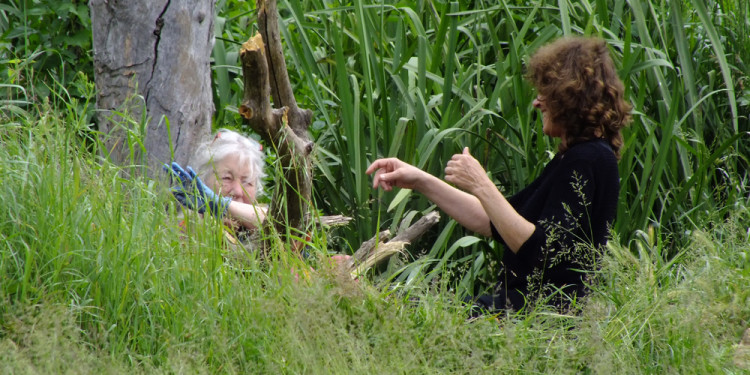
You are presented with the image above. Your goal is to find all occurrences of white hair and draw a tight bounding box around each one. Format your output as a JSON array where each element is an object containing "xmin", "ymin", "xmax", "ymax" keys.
[{"xmin": 189, "ymin": 129, "xmax": 266, "ymax": 197}]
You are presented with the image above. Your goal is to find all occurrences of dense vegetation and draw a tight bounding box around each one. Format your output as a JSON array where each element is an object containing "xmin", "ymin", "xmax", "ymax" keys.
[{"xmin": 1, "ymin": 0, "xmax": 749, "ymax": 373}]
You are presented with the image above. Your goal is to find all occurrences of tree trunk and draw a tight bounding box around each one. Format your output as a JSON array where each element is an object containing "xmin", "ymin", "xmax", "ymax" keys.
[
  {"xmin": 239, "ymin": 0, "xmax": 314, "ymax": 243},
  {"xmin": 89, "ymin": 0, "xmax": 215, "ymax": 174}
]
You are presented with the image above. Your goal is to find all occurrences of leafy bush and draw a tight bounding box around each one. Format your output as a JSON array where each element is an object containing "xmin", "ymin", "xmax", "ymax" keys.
[{"xmin": 0, "ymin": 1, "xmax": 92, "ymax": 99}]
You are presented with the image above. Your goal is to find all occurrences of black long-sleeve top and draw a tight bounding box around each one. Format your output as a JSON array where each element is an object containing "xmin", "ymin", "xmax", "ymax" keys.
[{"xmin": 484, "ymin": 139, "xmax": 620, "ymax": 311}]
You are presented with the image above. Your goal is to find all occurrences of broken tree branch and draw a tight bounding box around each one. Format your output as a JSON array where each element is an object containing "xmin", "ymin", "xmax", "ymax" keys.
[
  {"xmin": 347, "ymin": 211, "xmax": 441, "ymax": 276},
  {"xmin": 257, "ymin": 0, "xmax": 312, "ymax": 136},
  {"xmin": 239, "ymin": 0, "xmax": 314, "ymax": 243}
]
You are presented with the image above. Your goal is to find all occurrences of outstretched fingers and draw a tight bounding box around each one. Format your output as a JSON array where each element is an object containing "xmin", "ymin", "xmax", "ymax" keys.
[
  {"xmin": 168, "ymin": 162, "xmax": 193, "ymax": 184},
  {"xmin": 367, "ymin": 158, "xmax": 398, "ymax": 190},
  {"xmin": 186, "ymin": 166, "xmax": 198, "ymax": 179},
  {"xmin": 372, "ymin": 170, "xmax": 393, "ymax": 191},
  {"xmin": 365, "ymin": 158, "xmax": 392, "ymax": 175},
  {"xmin": 185, "ymin": 166, "xmax": 208, "ymax": 191}
]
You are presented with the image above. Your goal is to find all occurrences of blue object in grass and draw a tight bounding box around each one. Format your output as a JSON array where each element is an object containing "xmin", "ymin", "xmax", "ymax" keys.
[{"xmin": 164, "ymin": 162, "xmax": 231, "ymax": 217}]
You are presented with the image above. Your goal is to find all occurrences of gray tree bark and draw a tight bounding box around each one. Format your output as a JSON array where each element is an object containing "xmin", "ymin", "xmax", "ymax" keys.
[{"xmin": 90, "ymin": 0, "xmax": 215, "ymax": 174}]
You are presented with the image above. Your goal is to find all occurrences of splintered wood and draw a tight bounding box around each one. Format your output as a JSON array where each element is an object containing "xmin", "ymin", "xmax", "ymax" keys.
[{"xmin": 242, "ymin": 33, "xmax": 265, "ymax": 53}]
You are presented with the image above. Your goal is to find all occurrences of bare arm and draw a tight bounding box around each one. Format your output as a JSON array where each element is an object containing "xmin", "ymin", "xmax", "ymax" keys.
[
  {"xmin": 471, "ymin": 180, "xmax": 534, "ymax": 253},
  {"xmin": 416, "ymin": 173, "xmax": 492, "ymax": 235},
  {"xmin": 225, "ymin": 201, "xmax": 267, "ymax": 230},
  {"xmin": 366, "ymin": 157, "xmax": 491, "ymax": 237},
  {"xmin": 444, "ymin": 148, "xmax": 535, "ymax": 253}
]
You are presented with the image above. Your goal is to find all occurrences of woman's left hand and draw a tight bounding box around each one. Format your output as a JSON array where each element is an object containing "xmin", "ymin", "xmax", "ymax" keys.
[{"xmin": 444, "ymin": 147, "xmax": 491, "ymax": 195}]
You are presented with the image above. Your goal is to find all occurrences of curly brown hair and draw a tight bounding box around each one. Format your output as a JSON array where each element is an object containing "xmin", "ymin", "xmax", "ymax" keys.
[{"xmin": 526, "ymin": 36, "xmax": 632, "ymax": 159}]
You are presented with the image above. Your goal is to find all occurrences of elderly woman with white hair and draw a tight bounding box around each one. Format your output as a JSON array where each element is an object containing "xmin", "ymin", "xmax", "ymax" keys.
[
  {"xmin": 166, "ymin": 128, "xmax": 356, "ymax": 272},
  {"xmin": 165, "ymin": 128, "xmax": 267, "ymax": 231}
]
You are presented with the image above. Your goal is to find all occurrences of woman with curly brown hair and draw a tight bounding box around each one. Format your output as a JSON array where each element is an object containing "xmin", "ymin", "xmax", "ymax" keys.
[{"xmin": 366, "ymin": 36, "xmax": 632, "ymax": 314}]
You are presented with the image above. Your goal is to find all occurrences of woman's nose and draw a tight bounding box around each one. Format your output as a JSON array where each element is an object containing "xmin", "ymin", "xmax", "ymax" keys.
[
  {"xmin": 533, "ymin": 97, "xmax": 542, "ymax": 109},
  {"xmin": 229, "ymin": 180, "xmax": 244, "ymax": 197}
]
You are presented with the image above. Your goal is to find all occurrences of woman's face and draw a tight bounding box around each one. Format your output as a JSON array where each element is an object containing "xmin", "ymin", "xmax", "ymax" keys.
[
  {"xmin": 206, "ymin": 153, "xmax": 256, "ymax": 204},
  {"xmin": 533, "ymin": 95, "xmax": 565, "ymax": 138}
]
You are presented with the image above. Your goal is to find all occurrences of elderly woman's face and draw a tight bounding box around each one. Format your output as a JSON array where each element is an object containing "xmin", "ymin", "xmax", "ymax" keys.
[
  {"xmin": 533, "ymin": 95, "xmax": 564, "ymax": 138},
  {"xmin": 207, "ymin": 153, "xmax": 256, "ymax": 204}
]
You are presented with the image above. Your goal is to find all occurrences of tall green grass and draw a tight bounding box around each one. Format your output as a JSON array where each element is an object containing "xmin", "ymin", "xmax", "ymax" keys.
[{"xmin": 2, "ymin": 94, "xmax": 749, "ymax": 372}]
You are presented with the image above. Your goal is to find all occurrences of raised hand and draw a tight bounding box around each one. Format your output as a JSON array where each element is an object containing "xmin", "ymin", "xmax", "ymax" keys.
[
  {"xmin": 164, "ymin": 162, "xmax": 231, "ymax": 217},
  {"xmin": 444, "ymin": 147, "xmax": 491, "ymax": 195}
]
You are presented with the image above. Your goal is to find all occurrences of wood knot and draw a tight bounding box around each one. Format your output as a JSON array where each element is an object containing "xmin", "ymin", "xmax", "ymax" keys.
[{"xmin": 239, "ymin": 105, "xmax": 253, "ymax": 119}]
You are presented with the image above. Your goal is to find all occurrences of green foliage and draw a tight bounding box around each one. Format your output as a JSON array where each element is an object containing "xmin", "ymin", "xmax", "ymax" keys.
[
  {"xmin": 0, "ymin": 0, "xmax": 92, "ymax": 100},
  {"xmin": 580, "ymin": 208, "xmax": 750, "ymax": 373},
  {"xmin": 0, "ymin": 0, "xmax": 95, "ymax": 142}
]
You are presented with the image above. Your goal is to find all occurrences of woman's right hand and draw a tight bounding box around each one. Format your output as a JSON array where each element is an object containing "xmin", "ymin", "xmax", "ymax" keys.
[{"xmin": 365, "ymin": 158, "xmax": 425, "ymax": 191}]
